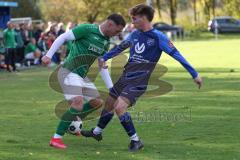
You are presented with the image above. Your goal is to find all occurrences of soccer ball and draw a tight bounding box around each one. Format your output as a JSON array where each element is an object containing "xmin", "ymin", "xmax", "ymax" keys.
[{"xmin": 68, "ymin": 119, "xmax": 83, "ymax": 135}]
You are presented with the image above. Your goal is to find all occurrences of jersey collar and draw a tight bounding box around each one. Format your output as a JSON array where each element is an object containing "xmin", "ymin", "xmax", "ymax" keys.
[{"xmin": 99, "ymin": 25, "xmax": 105, "ymax": 37}]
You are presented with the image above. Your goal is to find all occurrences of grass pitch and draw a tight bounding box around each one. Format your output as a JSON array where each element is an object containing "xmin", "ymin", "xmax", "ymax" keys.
[{"xmin": 0, "ymin": 38, "xmax": 240, "ymax": 160}]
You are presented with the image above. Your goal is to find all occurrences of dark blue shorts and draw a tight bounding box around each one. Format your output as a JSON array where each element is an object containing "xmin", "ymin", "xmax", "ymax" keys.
[{"xmin": 109, "ymin": 76, "xmax": 147, "ymax": 106}]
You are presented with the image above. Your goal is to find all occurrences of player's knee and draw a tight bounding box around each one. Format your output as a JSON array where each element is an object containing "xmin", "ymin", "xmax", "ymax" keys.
[
  {"xmin": 104, "ymin": 96, "xmax": 116, "ymax": 112},
  {"xmin": 89, "ymin": 98, "xmax": 103, "ymax": 109},
  {"xmin": 114, "ymin": 104, "xmax": 127, "ymax": 116},
  {"xmin": 70, "ymin": 96, "xmax": 84, "ymax": 110}
]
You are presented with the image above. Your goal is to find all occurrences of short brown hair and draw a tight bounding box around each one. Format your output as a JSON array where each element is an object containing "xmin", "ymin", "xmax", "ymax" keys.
[
  {"xmin": 107, "ymin": 13, "xmax": 126, "ymax": 27},
  {"xmin": 129, "ymin": 4, "xmax": 155, "ymax": 22}
]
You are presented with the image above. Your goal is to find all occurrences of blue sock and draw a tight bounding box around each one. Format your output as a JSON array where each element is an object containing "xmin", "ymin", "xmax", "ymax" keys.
[
  {"xmin": 97, "ymin": 109, "xmax": 114, "ymax": 129},
  {"xmin": 119, "ymin": 112, "xmax": 136, "ymax": 137}
]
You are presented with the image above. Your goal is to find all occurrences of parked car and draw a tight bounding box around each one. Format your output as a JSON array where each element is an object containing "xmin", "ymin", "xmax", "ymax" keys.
[
  {"xmin": 153, "ymin": 22, "xmax": 184, "ymax": 37},
  {"xmin": 208, "ymin": 16, "xmax": 240, "ymax": 33}
]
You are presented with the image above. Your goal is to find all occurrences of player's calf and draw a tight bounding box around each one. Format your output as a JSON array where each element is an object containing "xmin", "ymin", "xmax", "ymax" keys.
[
  {"xmin": 81, "ymin": 96, "xmax": 116, "ymax": 140},
  {"xmin": 115, "ymin": 96, "xmax": 143, "ymax": 152},
  {"xmin": 79, "ymin": 98, "xmax": 103, "ymax": 119}
]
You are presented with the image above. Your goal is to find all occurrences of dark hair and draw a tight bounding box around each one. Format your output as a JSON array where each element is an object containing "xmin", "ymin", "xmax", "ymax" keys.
[
  {"xmin": 129, "ymin": 4, "xmax": 155, "ymax": 22},
  {"xmin": 107, "ymin": 13, "xmax": 126, "ymax": 27}
]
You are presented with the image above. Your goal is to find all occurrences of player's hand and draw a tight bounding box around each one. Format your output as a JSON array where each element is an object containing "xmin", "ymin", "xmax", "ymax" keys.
[
  {"xmin": 98, "ymin": 57, "xmax": 108, "ymax": 69},
  {"xmin": 41, "ymin": 55, "xmax": 51, "ymax": 66},
  {"xmin": 194, "ymin": 76, "xmax": 203, "ymax": 89}
]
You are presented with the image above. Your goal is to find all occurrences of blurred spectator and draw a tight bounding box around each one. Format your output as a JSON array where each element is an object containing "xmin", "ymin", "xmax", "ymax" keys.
[
  {"xmin": 37, "ymin": 33, "xmax": 48, "ymax": 55},
  {"xmin": 47, "ymin": 24, "xmax": 57, "ymax": 37},
  {"xmin": 20, "ymin": 23, "xmax": 30, "ymax": 45},
  {"xmin": 57, "ymin": 22, "xmax": 65, "ymax": 36},
  {"xmin": 66, "ymin": 22, "xmax": 75, "ymax": 32},
  {"xmin": 0, "ymin": 30, "xmax": 5, "ymax": 69},
  {"xmin": 0, "ymin": 21, "xmax": 75, "ymax": 69},
  {"xmin": 34, "ymin": 23, "xmax": 44, "ymax": 42},
  {"xmin": 48, "ymin": 32, "xmax": 62, "ymax": 64},
  {"xmin": 4, "ymin": 21, "xmax": 17, "ymax": 72},
  {"xmin": 24, "ymin": 38, "xmax": 41, "ymax": 65},
  {"xmin": 0, "ymin": 36, "xmax": 5, "ymax": 69},
  {"xmin": 27, "ymin": 24, "xmax": 34, "ymax": 39},
  {"xmin": 14, "ymin": 24, "xmax": 25, "ymax": 64},
  {"xmin": 45, "ymin": 21, "xmax": 52, "ymax": 33},
  {"xmin": 46, "ymin": 33, "xmax": 56, "ymax": 49}
]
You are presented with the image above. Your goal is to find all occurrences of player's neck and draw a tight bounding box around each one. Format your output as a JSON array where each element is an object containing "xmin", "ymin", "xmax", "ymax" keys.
[{"xmin": 140, "ymin": 23, "xmax": 153, "ymax": 32}]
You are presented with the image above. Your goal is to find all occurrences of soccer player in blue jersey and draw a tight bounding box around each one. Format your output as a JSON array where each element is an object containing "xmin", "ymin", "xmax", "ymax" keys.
[{"xmin": 81, "ymin": 4, "xmax": 203, "ymax": 152}]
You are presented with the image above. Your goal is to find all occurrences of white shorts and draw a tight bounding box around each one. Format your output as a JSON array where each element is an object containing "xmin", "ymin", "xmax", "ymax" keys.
[
  {"xmin": 57, "ymin": 67, "xmax": 99, "ymax": 101},
  {"xmin": 25, "ymin": 52, "xmax": 35, "ymax": 59}
]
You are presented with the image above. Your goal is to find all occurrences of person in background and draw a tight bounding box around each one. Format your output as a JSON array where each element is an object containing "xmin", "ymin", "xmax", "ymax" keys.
[
  {"xmin": 47, "ymin": 24, "xmax": 57, "ymax": 37},
  {"xmin": 65, "ymin": 22, "xmax": 75, "ymax": 32},
  {"xmin": 27, "ymin": 24, "xmax": 34, "ymax": 40},
  {"xmin": 57, "ymin": 23, "xmax": 65, "ymax": 37},
  {"xmin": 3, "ymin": 21, "xmax": 17, "ymax": 72},
  {"xmin": 37, "ymin": 33, "xmax": 49, "ymax": 55},
  {"xmin": 14, "ymin": 24, "xmax": 25, "ymax": 65},
  {"xmin": 45, "ymin": 21, "xmax": 52, "ymax": 33},
  {"xmin": 20, "ymin": 23, "xmax": 30, "ymax": 45},
  {"xmin": 46, "ymin": 33, "xmax": 59, "ymax": 64},
  {"xmin": 0, "ymin": 34, "xmax": 5, "ymax": 69},
  {"xmin": 34, "ymin": 23, "xmax": 44, "ymax": 42},
  {"xmin": 24, "ymin": 38, "xmax": 41, "ymax": 65}
]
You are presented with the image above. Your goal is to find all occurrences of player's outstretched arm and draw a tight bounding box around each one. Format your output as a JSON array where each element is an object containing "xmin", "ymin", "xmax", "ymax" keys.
[
  {"xmin": 158, "ymin": 33, "xmax": 203, "ymax": 89},
  {"xmin": 102, "ymin": 40, "xmax": 131, "ymax": 62},
  {"xmin": 169, "ymin": 51, "xmax": 203, "ymax": 89},
  {"xmin": 42, "ymin": 31, "xmax": 75, "ymax": 65},
  {"xmin": 168, "ymin": 50, "xmax": 203, "ymax": 89}
]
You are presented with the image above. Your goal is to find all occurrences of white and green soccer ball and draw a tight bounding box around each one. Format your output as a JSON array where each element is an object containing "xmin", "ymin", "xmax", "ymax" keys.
[{"xmin": 68, "ymin": 119, "xmax": 83, "ymax": 135}]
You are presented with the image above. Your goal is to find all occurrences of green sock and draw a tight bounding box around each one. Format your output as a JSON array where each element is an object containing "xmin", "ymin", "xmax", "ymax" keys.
[
  {"xmin": 56, "ymin": 102, "xmax": 101, "ymax": 135},
  {"xmin": 56, "ymin": 107, "xmax": 80, "ymax": 136}
]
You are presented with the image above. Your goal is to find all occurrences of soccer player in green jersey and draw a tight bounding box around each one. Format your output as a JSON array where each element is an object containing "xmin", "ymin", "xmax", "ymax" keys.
[{"xmin": 42, "ymin": 14, "xmax": 126, "ymax": 149}]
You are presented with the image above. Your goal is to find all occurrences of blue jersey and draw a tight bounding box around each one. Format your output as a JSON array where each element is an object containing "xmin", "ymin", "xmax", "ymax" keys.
[{"xmin": 103, "ymin": 29, "xmax": 198, "ymax": 79}]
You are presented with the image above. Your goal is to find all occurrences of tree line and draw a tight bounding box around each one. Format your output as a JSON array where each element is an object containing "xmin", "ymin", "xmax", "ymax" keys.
[{"xmin": 6, "ymin": 0, "xmax": 240, "ymax": 25}]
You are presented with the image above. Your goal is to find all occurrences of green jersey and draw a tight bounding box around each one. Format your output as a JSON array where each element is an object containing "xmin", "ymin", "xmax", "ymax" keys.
[
  {"xmin": 62, "ymin": 24, "xmax": 110, "ymax": 78},
  {"xmin": 3, "ymin": 28, "xmax": 17, "ymax": 48},
  {"xmin": 24, "ymin": 42, "xmax": 37, "ymax": 55}
]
